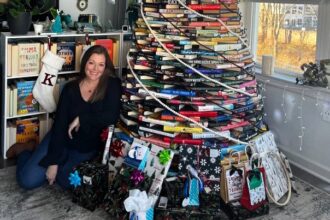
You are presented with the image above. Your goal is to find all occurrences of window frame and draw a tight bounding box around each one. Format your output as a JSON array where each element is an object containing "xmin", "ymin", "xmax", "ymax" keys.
[{"xmin": 244, "ymin": 1, "xmax": 325, "ymax": 82}]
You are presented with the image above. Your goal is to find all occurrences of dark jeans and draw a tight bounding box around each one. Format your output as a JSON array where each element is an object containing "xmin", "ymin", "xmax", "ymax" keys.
[{"xmin": 16, "ymin": 131, "xmax": 96, "ymax": 190}]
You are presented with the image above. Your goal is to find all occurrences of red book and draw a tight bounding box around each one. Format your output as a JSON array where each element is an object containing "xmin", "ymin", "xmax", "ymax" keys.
[
  {"xmin": 95, "ymin": 39, "xmax": 113, "ymax": 62},
  {"xmin": 179, "ymin": 111, "xmax": 218, "ymax": 117},
  {"xmin": 161, "ymin": 114, "xmax": 201, "ymax": 122},
  {"xmin": 188, "ymin": 4, "xmax": 221, "ymax": 10},
  {"xmin": 140, "ymin": 136, "xmax": 170, "ymax": 148},
  {"xmin": 163, "ymin": 137, "xmax": 203, "ymax": 145},
  {"xmin": 217, "ymin": 121, "xmax": 250, "ymax": 131}
]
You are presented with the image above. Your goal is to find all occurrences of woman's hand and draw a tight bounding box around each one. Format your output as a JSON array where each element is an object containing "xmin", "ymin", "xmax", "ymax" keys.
[
  {"xmin": 46, "ymin": 165, "xmax": 58, "ymax": 185},
  {"xmin": 68, "ymin": 116, "xmax": 80, "ymax": 139}
]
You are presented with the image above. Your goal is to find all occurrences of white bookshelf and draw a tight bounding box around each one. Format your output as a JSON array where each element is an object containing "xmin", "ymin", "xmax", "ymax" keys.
[{"xmin": 0, "ymin": 31, "xmax": 131, "ymax": 159}]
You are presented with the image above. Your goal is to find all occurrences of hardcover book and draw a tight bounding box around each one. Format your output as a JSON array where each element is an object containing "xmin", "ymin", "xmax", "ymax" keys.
[
  {"xmin": 16, "ymin": 81, "xmax": 39, "ymax": 115},
  {"xmin": 17, "ymin": 43, "xmax": 41, "ymax": 75},
  {"xmin": 57, "ymin": 42, "xmax": 76, "ymax": 71},
  {"xmin": 16, "ymin": 117, "xmax": 39, "ymax": 144}
]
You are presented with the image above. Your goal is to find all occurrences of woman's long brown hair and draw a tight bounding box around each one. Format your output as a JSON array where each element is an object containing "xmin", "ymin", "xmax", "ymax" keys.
[{"xmin": 77, "ymin": 45, "xmax": 117, "ymax": 103}]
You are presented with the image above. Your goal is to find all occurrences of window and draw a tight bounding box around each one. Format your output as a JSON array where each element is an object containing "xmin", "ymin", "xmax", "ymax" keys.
[{"xmin": 254, "ymin": 3, "xmax": 318, "ymax": 74}]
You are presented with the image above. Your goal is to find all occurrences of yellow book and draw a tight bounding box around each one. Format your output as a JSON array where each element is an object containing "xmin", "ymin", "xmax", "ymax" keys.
[
  {"xmin": 112, "ymin": 39, "xmax": 119, "ymax": 67},
  {"xmin": 75, "ymin": 43, "xmax": 83, "ymax": 71},
  {"xmin": 163, "ymin": 125, "xmax": 203, "ymax": 133},
  {"xmin": 11, "ymin": 44, "xmax": 18, "ymax": 76},
  {"xmin": 16, "ymin": 117, "xmax": 39, "ymax": 144},
  {"xmin": 7, "ymin": 44, "xmax": 12, "ymax": 77},
  {"xmin": 51, "ymin": 42, "xmax": 57, "ymax": 55}
]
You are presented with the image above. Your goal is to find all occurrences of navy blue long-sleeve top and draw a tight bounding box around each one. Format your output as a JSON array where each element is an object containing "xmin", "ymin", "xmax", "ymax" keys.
[{"xmin": 39, "ymin": 77, "xmax": 122, "ymax": 167}]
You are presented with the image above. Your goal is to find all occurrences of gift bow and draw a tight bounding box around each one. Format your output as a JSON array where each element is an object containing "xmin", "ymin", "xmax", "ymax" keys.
[
  {"xmin": 248, "ymin": 169, "xmax": 262, "ymax": 189},
  {"xmin": 110, "ymin": 139, "xmax": 124, "ymax": 157},
  {"xmin": 124, "ymin": 189, "xmax": 157, "ymax": 220},
  {"xmin": 158, "ymin": 149, "xmax": 171, "ymax": 165},
  {"xmin": 68, "ymin": 170, "xmax": 81, "ymax": 188},
  {"xmin": 130, "ymin": 169, "xmax": 144, "ymax": 186}
]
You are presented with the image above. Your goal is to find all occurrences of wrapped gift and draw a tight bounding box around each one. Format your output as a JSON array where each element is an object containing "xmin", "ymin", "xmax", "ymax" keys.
[
  {"xmin": 198, "ymin": 146, "xmax": 221, "ymax": 180},
  {"xmin": 145, "ymin": 144, "xmax": 174, "ymax": 197},
  {"xmin": 221, "ymin": 200, "xmax": 269, "ymax": 220},
  {"xmin": 252, "ymin": 131, "xmax": 290, "ymax": 202},
  {"xmin": 178, "ymin": 144, "xmax": 199, "ymax": 176},
  {"xmin": 203, "ymin": 180, "xmax": 221, "ymax": 195},
  {"xmin": 124, "ymin": 138, "xmax": 150, "ymax": 170},
  {"xmin": 70, "ymin": 161, "xmax": 108, "ymax": 211},
  {"xmin": 108, "ymin": 136, "xmax": 131, "ymax": 182}
]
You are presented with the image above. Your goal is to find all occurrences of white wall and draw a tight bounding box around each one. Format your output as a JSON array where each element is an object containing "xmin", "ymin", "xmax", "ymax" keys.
[
  {"xmin": 59, "ymin": 0, "xmax": 107, "ymax": 29},
  {"xmin": 257, "ymin": 74, "xmax": 330, "ymax": 183},
  {"xmin": 59, "ymin": 0, "xmax": 127, "ymax": 31}
]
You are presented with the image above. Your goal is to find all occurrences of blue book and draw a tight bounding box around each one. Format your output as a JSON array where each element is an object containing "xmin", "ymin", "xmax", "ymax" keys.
[
  {"xmin": 159, "ymin": 89, "xmax": 196, "ymax": 97},
  {"xmin": 17, "ymin": 81, "xmax": 39, "ymax": 115}
]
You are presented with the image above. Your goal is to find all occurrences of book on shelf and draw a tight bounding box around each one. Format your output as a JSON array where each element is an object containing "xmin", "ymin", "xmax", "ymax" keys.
[
  {"xmin": 75, "ymin": 43, "xmax": 83, "ymax": 71},
  {"xmin": 17, "ymin": 43, "xmax": 41, "ymax": 76},
  {"xmin": 5, "ymin": 122, "xmax": 16, "ymax": 158},
  {"xmin": 57, "ymin": 42, "xmax": 76, "ymax": 71},
  {"xmin": 7, "ymin": 44, "xmax": 12, "ymax": 77},
  {"xmin": 16, "ymin": 117, "xmax": 40, "ymax": 144},
  {"xmin": 10, "ymin": 44, "xmax": 19, "ymax": 76},
  {"xmin": 95, "ymin": 39, "xmax": 114, "ymax": 62},
  {"xmin": 16, "ymin": 80, "xmax": 39, "ymax": 115}
]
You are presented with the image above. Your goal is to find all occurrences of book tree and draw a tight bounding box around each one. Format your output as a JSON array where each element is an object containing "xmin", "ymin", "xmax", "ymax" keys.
[{"xmin": 100, "ymin": 0, "xmax": 272, "ymax": 219}]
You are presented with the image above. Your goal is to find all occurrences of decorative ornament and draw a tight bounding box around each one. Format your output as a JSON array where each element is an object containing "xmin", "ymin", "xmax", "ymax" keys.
[
  {"xmin": 100, "ymin": 128, "xmax": 109, "ymax": 142},
  {"xmin": 158, "ymin": 149, "xmax": 171, "ymax": 165},
  {"xmin": 130, "ymin": 169, "xmax": 144, "ymax": 186},
  {"xmin": 77, "ymin": 0, "xmax": 88, "ymax": 11},
  {"xmin": 69, "ymin": 170, "xmax": 81, "ymax": 188},
  {"xmin": 110, "ymin": 139, "xmax": 124, "ymax": 157}
]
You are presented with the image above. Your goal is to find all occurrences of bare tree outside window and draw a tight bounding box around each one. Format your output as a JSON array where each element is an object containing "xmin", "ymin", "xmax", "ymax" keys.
[{"xmin": 256, "ymin": 3, "xmax": 318, "ymax": 74}]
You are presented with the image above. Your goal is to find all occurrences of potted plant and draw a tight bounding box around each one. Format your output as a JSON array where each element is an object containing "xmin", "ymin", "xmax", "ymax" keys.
[{"xmin": 0, "ymin": 0, "xmax": 54, "ymax": 35}]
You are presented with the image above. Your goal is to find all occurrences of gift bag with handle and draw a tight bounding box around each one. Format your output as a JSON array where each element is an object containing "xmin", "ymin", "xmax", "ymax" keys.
[
  {"xmin": 220, "ymin": 151, "xmax": 247, "ymax": 203},
  {"xmin": 240, "ymin": 153, "xmax": 268, "ymax": 211}
]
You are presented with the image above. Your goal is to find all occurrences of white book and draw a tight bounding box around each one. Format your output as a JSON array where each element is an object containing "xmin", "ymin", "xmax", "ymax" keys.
[
  {"xmin": 202, "ymin": 62, "xmax": 245, "ymax": 69},
  {"xmin": 192, "ymin": 130, "xmax": 231, "ymax": 139},
  {"xmin": 195, "ymin": 104, "xmax": 234, "ymax": 112},
  {"xmin": 138, "ymin": 89, "xmax": 178, "ymax": 100},
  {"xmin": 120, "ymin": 115, "xmax": 138, "ymax": 126},
  {"xmin": 139, "ymin": 115, "xmax": 178, "ymax": 127},
  {"xmin": 139, "ymin": 126, "xmax": 177, "ymax": 138}
]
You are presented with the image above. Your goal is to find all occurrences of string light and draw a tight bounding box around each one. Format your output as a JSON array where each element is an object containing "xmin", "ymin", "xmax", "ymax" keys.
[
  {"xmin": 261, "ymin": 80, "xmax": 270, "ymax": 118},
  {"xmin": 281, "ymin": 86, "xmax": 288, "ymax": 123},
  {"xmin": 298, "ymin": 89, "xmax": 305, "ymax": 151},
  {"xmin": 257, "ymin": 76, "xmax": 330, "ymax": 153}
]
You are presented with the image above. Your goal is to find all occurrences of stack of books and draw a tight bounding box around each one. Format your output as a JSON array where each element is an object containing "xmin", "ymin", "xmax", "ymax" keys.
[{"xmin": 122, "ymin": 0, "xmax": 264, "ymax": 147}]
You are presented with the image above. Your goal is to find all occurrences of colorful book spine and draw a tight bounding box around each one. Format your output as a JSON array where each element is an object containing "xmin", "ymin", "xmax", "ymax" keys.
[
  {"xmin": 17, "ymin": 81, "xmax": 39, "ymax": 115},
  {"xmin": 159, "ymin": 89, "xmax": 196, "ymax": 97},
  {"xmin": 163, "ymin": 125, "xmax": 203, "ymax": 133},
  {"xmin": 160, "ymin": 113, "xmax": 201, "ymax": 122}
]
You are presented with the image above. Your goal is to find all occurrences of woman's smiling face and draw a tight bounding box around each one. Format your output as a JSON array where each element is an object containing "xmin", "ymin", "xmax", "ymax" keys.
[{"xmin": 85, "ymin": 53, "xmax": 106, "ymax": 82}]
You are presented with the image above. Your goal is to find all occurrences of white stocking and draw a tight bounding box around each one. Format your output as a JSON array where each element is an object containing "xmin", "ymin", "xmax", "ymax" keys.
[{"xmin": 33, "ymin": 50, "xmax": 65, "ymax": 113}]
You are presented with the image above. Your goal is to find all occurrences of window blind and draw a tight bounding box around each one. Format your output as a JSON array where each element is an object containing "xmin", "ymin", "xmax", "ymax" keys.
[{"xmin": 244, "ymin": 0, "xmax": 321, "ymax": 4}]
